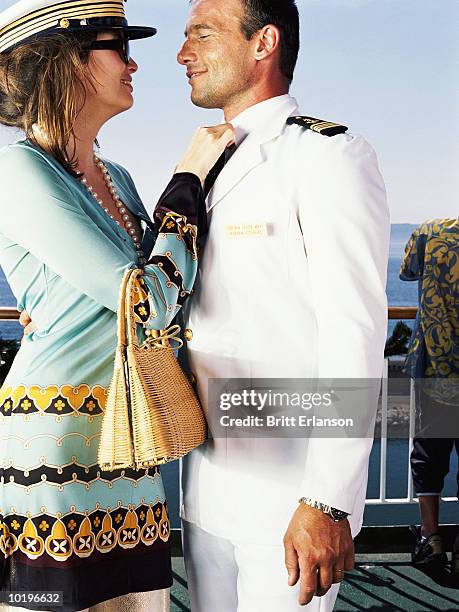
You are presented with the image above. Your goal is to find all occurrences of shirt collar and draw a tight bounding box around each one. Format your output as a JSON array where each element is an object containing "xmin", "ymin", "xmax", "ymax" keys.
[{"xmin": 227, "ymin": 94, "xmax": 297, "ymax": 146}]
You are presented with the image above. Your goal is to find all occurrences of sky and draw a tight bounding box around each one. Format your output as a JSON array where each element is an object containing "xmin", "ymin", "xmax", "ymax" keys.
[{"xmin": 0, "ymin": 0, "xmax": 457, "ymax": 223}]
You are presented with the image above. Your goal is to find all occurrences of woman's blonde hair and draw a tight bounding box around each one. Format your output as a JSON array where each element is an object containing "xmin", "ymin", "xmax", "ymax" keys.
[{"xmin": 0, "ymin": 32, "xmax": 97, "ymax": 176}]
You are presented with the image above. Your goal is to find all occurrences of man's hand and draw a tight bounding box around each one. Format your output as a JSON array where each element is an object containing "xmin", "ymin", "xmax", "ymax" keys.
[
  {"xmin": 19, "ymin": 310, "xmax": 37, "ymax": 341},
  {"xmin": 283, "ymin": 503, "xmax": 354, "ymax": 606}
]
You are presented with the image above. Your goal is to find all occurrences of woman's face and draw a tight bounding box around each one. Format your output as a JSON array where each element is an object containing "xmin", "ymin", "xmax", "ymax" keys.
[{"xmin": 85, "ymin": 32, "xmax": 138, "ymax": 119}]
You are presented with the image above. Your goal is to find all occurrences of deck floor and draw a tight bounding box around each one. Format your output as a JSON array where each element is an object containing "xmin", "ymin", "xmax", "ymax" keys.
[{"xmin": 171, "ymin": 554, "xmax": 459, "ymax": 611}]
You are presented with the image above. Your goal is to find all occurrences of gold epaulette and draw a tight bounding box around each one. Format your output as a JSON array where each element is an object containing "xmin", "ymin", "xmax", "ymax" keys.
[{"xmin": 286, "ymin": 116, "xmax": 348, "ymax": 137}]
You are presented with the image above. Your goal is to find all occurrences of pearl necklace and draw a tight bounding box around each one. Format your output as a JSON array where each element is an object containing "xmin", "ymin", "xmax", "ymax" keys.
[{"xmin": 80, "ymin": 155, "xmax": 146, "ymax": 265}]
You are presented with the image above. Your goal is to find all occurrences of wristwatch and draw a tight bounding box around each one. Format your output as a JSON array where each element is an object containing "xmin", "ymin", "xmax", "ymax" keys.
[{"xmin": 299, "ymin": 497, "xmax": 349, "ymax": 523}]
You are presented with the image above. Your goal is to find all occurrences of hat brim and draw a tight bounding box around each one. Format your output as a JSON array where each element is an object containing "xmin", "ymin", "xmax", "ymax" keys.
[
  {"xmin": 108, "ymin": 25, "xmax": 157, "ymax": 40},
  {"xmin": 65, "ymin": 25, "xmax": 157, "ymax": 40}
]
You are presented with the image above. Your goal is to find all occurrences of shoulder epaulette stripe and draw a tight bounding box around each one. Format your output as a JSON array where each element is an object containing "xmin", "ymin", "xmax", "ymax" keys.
[{"xmin": 286, "ymin": 116, "xmax": 348, "ymax": 137}]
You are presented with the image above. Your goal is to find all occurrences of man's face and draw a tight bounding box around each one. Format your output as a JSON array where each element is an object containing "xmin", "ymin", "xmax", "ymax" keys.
[{"xmin": 178, "ymin": 0, "xmax": 255, "ymax": 110}]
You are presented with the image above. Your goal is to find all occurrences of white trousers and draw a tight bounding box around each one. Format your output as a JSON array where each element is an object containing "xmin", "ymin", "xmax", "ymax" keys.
[{"xmin": 182, "ymin": 521, "xmax": 340, "ymax": 612}]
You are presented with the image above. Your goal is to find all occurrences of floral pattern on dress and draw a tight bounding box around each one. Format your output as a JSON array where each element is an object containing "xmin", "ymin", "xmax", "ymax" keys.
[{"xmin": 400, "ymin": 218, "xmax": 459, "ymax": 404}]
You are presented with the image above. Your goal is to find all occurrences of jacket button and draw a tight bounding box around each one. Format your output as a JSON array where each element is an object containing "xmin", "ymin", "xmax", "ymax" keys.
[{"xmin": 184, "ymin": 329, "xmax": 193, "ymax": 342}]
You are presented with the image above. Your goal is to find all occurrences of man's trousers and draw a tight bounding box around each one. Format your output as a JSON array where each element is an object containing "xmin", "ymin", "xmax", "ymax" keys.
[{"xmin": 182, "ymin": 520, "xmax": 340, "ymax": 612}]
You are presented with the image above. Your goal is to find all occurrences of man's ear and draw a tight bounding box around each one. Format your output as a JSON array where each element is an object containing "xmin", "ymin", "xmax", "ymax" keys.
[{"xmin": 252, "ymin": 24, "xmax": 281, "ymax": 61}]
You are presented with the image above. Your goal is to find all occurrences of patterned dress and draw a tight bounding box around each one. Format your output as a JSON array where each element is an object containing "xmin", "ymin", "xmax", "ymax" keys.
[
  {"xmin": 400, "ymin": 218, "xmax": 459, "ymax": 404},
  {"xmin": 0, "ymin": 141, "xmax": 202, "ymax": 610}
]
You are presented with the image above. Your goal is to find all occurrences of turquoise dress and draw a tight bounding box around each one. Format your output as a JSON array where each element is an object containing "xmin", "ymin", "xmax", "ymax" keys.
[{"xmin": 0, "ymin": 141, "xmax": 201, "ymax": 610}]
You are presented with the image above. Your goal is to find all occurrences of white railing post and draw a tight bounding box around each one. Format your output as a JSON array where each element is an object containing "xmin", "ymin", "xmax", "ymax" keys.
[{"xmin": 379, "ymin": 358, "xmax": 389, "ymax": 503}]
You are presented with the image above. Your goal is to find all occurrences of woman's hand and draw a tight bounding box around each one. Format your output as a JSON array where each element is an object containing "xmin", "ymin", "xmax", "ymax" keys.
[
  {"xmin": 175, "ymin": 123, "xmax": 235, "ymax": 184},
  {"xmin": 19, "ymin": 310, "xmax": 37, "ymax": 343}
]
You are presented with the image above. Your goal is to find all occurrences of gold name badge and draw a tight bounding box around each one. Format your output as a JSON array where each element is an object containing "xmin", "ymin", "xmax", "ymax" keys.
[{"xmin": 226, "ymin": 223, "xmax": 269, "ymax": 238}]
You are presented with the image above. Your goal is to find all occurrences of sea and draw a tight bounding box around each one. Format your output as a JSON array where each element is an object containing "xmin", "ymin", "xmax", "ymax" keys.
[
  {"xmin": 1, "ymin": 225, "xmax": 457, "ymax": 527},
  {"xmin": 0, "ymin": 223, "xmax": 420, "ymax": 340}
]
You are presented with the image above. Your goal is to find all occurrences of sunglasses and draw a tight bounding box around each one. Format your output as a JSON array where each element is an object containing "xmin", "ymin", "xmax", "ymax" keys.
[{"xmin": 87, "ymin": 34, "xmax": 130, "ymax": 64}]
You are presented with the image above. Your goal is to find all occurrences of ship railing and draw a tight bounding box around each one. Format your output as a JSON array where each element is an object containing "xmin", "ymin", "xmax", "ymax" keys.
[
  {"xmin": 0, "ymin": 306, "xmax": 456, "ymax": 506},
  {"xmin": 0, "ymin": 307, "xmax": 20, "ymax": 321},
  {"xmin": 368, "ymin": 307, "xmax": 456, "ymax": 506}
]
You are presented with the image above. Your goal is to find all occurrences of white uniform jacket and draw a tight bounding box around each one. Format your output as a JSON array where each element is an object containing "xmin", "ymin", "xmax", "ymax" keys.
[{"xmin": 181, "ymin": 95, "xmax": 390, "ymax": 545}]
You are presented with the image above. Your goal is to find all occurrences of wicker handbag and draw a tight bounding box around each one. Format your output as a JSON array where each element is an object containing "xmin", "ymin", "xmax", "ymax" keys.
[{"xmin": 98, "ymin": 268, "xmax": 207, "ymax": 471}]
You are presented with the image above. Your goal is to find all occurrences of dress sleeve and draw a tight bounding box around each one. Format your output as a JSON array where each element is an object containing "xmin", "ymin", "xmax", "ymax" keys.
[
  {"xmin": 0, "ymin": 145, "xmax": 202, "ymax": 329},
  {"xmin": 399, "ymin": 226, "xmax": 425, "ymax": 282},
  {"xmin": 154, "ymin": 172, "xmax": 208, "ymax": 243}
]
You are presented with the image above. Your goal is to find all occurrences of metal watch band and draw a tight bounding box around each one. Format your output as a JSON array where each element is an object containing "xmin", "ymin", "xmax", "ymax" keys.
[{"xmin": 299, "ymin": 497, "xmax": 349, "ymax": 522}]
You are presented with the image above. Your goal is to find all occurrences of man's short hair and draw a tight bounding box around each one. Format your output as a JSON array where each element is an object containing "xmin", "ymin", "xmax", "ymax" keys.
[{"xmin": 240, "ymin": 0, "xmax": 300, "ymax": 83}]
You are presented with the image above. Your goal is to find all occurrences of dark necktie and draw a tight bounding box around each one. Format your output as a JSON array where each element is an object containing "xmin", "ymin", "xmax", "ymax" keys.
[{"xmin": 204, "ymin": 143, "xmax": 237, "ymax": 198}]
